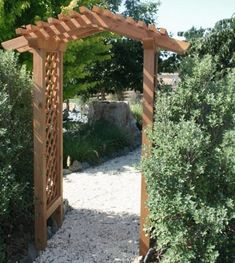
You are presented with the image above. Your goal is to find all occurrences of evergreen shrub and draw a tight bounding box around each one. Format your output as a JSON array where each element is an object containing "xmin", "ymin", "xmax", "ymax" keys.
[
  {"xmin": 0, "ymin": 51, "xmax": 33, "ymax": 261},
  {"xmin": 142, "ymin": 55, "xmax": 235, "ymax": 262}
]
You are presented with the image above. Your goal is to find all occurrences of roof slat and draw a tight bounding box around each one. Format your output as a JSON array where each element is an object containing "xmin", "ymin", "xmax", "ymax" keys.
[
  {"xmin": 82, "ymin": 6, "xmax": 150, "ymax": 40},
  {"xmin": 4, "ymin": 5, "xmax": 189, "ymax": 54}
]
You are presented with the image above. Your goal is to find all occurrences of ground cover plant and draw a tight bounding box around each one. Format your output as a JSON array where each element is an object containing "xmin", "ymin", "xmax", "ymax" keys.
[
  {"xmin": 142, "ymin": 55, "xmax": 235, "ymax": 262},
  {"xmin": 131, "ymin": 102, "xmax": 143, "ymax": 130},
  {"xmin": 0, "ymin": 51, "xmax": 33, "ymax": 262},
  {"xmin": 63, "ymin": 120, "xmax": 131, "ymax": 166}
]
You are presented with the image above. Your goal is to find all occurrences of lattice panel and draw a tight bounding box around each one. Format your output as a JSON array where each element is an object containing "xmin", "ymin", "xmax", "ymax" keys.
[{"xmin": 45, "ymin": 52, "xmax": 59, "ymax": 208}]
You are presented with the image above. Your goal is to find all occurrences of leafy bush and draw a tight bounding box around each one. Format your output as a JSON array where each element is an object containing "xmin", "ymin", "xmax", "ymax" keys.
[
  {"xmin": 63, "ymin": 120, "xmax": 131, "ymax": 166},
  {"xmin": 142, "ymin": 55, "xmax": 235, "ymax": 262},
  {"xmin": 0, "ymin": 51, "xmax": 33, "ymax": 261}
]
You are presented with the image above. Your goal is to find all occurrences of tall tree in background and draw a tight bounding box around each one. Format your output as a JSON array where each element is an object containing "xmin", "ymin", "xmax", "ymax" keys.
[
  {"xmin": 84, "ymin": 0, "xmax": 159, "ymax": 99},
  {"xmin": 0, "ymin": 0, "xmax": 71, "ymax": 68},
  {"xmin": 0, "ymin": 0, "xmax": 71, "ymax": 42},
  {"xmin": 158, "ymin": 27, "xmax": 206, "ymax": 73},
  {"xmin": 0, "ymin": 0, "xmax": 114, "ymax": 99},
  {"xmin": 189, "ymin": 17, "xmax": 235, "ymax": 75},
  {"xmin": 62, "ymin": 0, "xmax": 113, "ymax": 99}
]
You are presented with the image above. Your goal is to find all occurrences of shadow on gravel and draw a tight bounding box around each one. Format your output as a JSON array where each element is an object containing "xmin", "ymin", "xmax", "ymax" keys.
[
  {"xmin": 37, "ymin": 208, "xmax": 139, "ymax": 263},
  {"xmin": 63, "ymin": 149, "xmax": 141, "ymax": 182}
]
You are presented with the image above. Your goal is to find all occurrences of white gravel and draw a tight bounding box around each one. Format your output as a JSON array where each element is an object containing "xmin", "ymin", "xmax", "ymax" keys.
[{"xmin": 35, "ymin": 148, "xmax": 141, "ymax": 263}]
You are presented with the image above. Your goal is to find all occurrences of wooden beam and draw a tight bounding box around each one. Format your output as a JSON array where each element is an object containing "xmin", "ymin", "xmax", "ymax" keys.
[
  {"xmin": 17, "ymin": 46, "xmax": 32, "ymax": 53},
  {"xmin": 46, "ymin": 196, "xmax": 63, "ymax": 219},
  {"xmin": 2, "ymin": 36, "xmax": 30, "ymax": 50},
  {"xmin": 154, "ymin": 35, "xmax": 189, "ymax": 54},
  {"xmin": 53, "ymin": 51, "xmax": 64, "ymax": 227},
  {"xmin": 33, "ymin": 49, "xmax": 47, "ymax": 250},
  {"xmin": 140, "ymin": 38, "xmax": 157, "ymax": 257},
  {"xmin": 29, "ymin": 38, "xmax": 67, "ymax": 52}
]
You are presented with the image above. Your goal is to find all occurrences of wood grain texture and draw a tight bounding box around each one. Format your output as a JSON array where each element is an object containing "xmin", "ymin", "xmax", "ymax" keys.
[
  {"xmin": 140, "ymin": 39, "xmax": 158, "ymax": 256},
  {"xmin": 33, "ymin": 49, "xmax": 47, "ymax": 250},
  {"xmin": 5, "ymin": 6, "xmax": 189, "ymax": 54},
  {"xmin": 53, "ymin": 51, "xmax": 64, "ymax": 227}
]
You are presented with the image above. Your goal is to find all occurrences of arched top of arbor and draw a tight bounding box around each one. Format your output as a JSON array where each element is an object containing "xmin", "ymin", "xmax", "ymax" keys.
[{"xmin": 2, "ymin": 5, "xmax": 189, "ymax": 54}]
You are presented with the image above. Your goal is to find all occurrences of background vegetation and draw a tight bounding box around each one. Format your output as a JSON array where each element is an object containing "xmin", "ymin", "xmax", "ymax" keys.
[
  {"xmin": 0, "ymin": 51, "xmax": 33, "ymax": 262},
  {"xmin": 63, "ymin": 120, "xmax": 131, "ymax": 166},
  {"xmin": 142, "ymin": 18, "xmax": 235, "ymax": 261}
]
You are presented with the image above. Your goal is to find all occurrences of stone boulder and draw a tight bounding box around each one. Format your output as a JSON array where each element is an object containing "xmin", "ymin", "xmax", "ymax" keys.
[{"xmin": 88, "ymin": 101, "xmax": 141, "ymax": 147}]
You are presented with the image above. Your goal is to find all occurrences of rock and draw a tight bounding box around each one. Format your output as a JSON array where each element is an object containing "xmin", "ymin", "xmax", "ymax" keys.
[
  {"xmin": 51, "ymin": 218, "xmax": 58, "ymax": 235},
  {"xmin": 69, "ymin": 160, "xmax": 82, "ymax": 172},
  {"xmin": 47, "ymin": 225, "xmax": 53, "ymax": 239},
  {"xmin": 63, "ymin": 169, "xmax": 71, "ymax": 176},
  {"xmin": 81, "ymin": 162, "xmax": 90, "ymax": 170},
  {"xmin": 101, "ymin": 156, "xmax": 109, "ymax": 163},
  {"xmin": 19, "ymin": 256, "xmax": 31, "ymax": 263},
  {"xmin": 123, "ymin": 147, "xmax": 130, "ymax": 154},
  {"xmin": 63, "ymin": 198, "xmax": 72, "ymax": 215},
  {"xmin": 133, "ymin": 256, "xmax": 144, "ymax": 263},
  {"xmin": 87, "ymin": 101, "xmax": 141, "ymax": 147},
  {"xmin": 27, "ymin": 242, "xmax": 38, "ymax": 262}
]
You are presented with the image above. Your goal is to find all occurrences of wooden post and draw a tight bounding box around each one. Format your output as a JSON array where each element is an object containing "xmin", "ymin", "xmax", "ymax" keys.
[
  {"xmin": 33, "ymin": 49, "xmax": 47, "ymax": 250},
  {"xmin": 33, "ymin": 49, "xmax": 64, "ymax": 250},
  {"xmin": 53, "ymin": 51, "xmax": 64, "ymax": 227},
  {"xmin": 139, "ymin": 38, "xmax": 157, "ymax": 256}
]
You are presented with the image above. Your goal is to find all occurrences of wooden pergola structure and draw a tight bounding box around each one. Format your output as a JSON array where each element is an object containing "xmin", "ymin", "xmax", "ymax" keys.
[{"xmin": 2, "ymin": 6, "xmax": 189, "ymax": 256}]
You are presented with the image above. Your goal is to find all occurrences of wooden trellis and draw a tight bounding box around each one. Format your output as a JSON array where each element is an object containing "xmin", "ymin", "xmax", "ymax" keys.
[{"xmin": 1, "ymin": 5, "xmax": 189, "ymax": 256}]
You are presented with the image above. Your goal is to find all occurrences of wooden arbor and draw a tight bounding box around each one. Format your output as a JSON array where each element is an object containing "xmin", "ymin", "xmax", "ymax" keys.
[{"xmin": 2, "ymin": 6, "xmax": 189, "ymax": 256}]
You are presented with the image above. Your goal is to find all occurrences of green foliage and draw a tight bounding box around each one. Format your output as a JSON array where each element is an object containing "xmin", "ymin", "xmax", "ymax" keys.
[
  {"xmin": 60, "ymin": 0, "xmax": 113, "ymax": 99},
  {"xmin": 63, "ymin": 120, "xmax": 130, "ymax": 165},
  {"xmin": 0, "ymin": 0, "xmax": 30, "ymax": 41},
  {"xmin": 142, "ymin": 55, "xmax": 235, "ymax": 262},
  {"xmin": 0, "ymin": 51, "xmax": 33, "ymax": 261},
  {"xmin": 63, "ymin": 33, "xmax": 112, "ymax": 99},
  {"xmin": 182, "ymin": 26, "xmax": 206, "ymax": 41},
  {"xmin": 186, "ymin": 17, "xmax": 235, "ymax": 75},
  {"xmin": 86, "ymin": 0, "xmax": 160, "ymax": 97},
  {"xmin": 0, "ymin": 0, "xmax": 70, "ymax": 70},
  {"xmin": 0, "ymin": 0, "xmax": 71, "ymax": 42}
]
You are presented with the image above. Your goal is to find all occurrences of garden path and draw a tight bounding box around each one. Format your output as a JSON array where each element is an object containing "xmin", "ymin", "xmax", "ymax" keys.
[{"xmin": 34, "ymin": 148, "xmax": 141, "ymax": 263}]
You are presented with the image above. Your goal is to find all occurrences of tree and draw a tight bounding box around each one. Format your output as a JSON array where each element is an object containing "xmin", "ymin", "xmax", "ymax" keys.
[
  {"xmin": 158, "ymin": 27, "xmax": 206, "ymax": 74},
  {"xmin": 192, "ymin": 17, "xmax": 235, "ymax": 75},
  {"xmin": 84, "ymin": 0, "xmax": 160, "ymax": 99},
  {"xmin": 182, "ymin": 17, "xmax": 235, "ymax": 76},
  {"xmin": 0, "ymin": 0, "xmax": 71, "ymax": 69},
  {"xmin": 0, "ymin": 0, "xmax": 71, "ymax": 42},
  {"xmin": 62, "ymin": 0, "xmax": 113, "ymax": 99},
  {"xmin": 0, "ymin": 0, "xmax": 114, "ymax": 99}
]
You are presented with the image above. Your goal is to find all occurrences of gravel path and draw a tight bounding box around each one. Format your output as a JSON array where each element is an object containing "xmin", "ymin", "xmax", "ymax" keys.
[{"xmin": 35, "ymin": 148, "xmax": 141, "ymax": 263}]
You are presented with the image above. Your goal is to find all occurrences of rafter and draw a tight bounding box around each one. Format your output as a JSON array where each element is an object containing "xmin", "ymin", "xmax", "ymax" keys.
[{"xmin": 2, "ymin": 5, "xmax": 189, "ymax": 54}]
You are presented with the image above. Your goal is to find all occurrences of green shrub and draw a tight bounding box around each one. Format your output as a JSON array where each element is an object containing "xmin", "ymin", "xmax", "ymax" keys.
[
  {"xmin": 63, "ymin": 120, "xmax": 131, "ymax": 165},
  {"xmin": 0, "ymin": 51, "xmax": 33, "ymax": 261},
  {"xmin": 142, "ymin": 55, "xmax": 235, "ymax": 262},
  {"xmin": 131, "ymin": 102, "xmax": 143, "ymax": 130}
]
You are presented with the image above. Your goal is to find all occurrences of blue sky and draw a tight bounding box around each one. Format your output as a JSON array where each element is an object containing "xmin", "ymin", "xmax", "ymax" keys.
[{"xmin": 156, "ymin": 0, "xmax": 235, "ymax": 36}]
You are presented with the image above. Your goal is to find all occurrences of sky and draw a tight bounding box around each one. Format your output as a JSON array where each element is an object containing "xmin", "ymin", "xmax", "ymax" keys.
[{"xmin": 156, "ymin": 0, "xmax": 235, "ymax": 36}]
